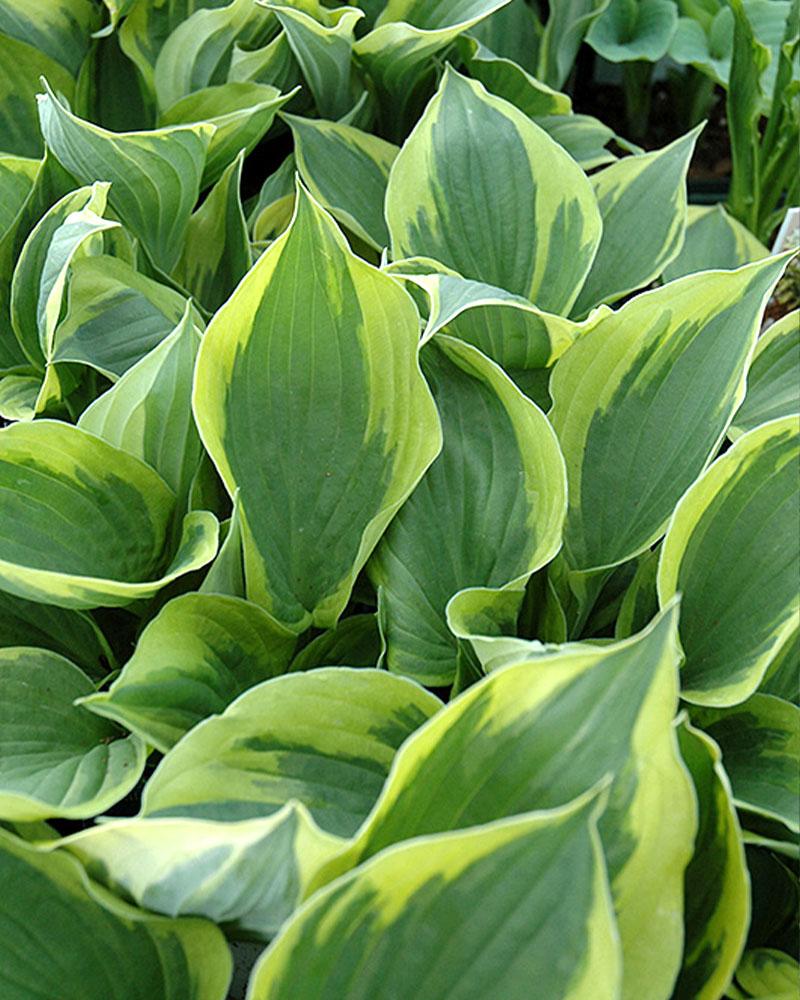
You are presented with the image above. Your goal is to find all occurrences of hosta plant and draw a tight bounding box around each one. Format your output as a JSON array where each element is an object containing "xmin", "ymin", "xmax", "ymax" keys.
[{"xmin": 0, "ymin": 3, "xmax": 798, "ymax": 1000}]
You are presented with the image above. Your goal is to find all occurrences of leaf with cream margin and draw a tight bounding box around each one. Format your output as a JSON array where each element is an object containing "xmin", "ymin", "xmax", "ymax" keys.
[
  {"xmin": 80, "ymin": 592, "xmax": 295, "ymax": 752},
  {"xmin": 369, "ymin": 336, "xmax": 566, "ymax": 685},
  {"xmin": 570, "ymin": 127, "xmax": 701, "ymax": 316},
  {"xmin": 314, "ymin": 605, "xmax": 696, "ymax": 1000},
  {"xmin": 286, "ymin": 113, "xmax": 398, "ymax": 250},
  {"xmin": 662, "ymin": 203, "xmax": 769, "ymax": 282},
  {"xmin": 537, "ymin": 0, "xmax": 612, "ymax": 88},
  {"xmin": 141, "ymin": 668, "xmax": 442, "ymax": 834},
  {"xmin": 0, "ymin": 154, "xmax": 39, "ymax": 234},
  {"xmin": 658, "ymin": 416, "xmax": 799, "ymax": 705},
  {"xmin": 0, "ymin": 829, "xmax": 231, "ymax": 1000},
  {"xmin": 353, "ymin": 0, "xmax": 513, "ymax": 137},
  {"xmin": 730, "ymin": 310, "xmax": 800, "ymax": 441},
  {"xmin": 385, "ymin": 68, "xmax": 602, "ymax": 315},
  {"xmin": 0, "ymin": 420, "xmax": 218, "ymax": 609},
  {"xmin": 248, "ymin": 792, "xmax": 621, "ymax": 1000},
  {"xmin": 673, "ymin": 718, "xmax": 749, "ymax": 1000},
  {"xmin": 37, "ymin": 81, "xmax": 214, "ymax": 273},
  {"xmin": 0, "ymin": 0, "xmax": 100, "ymax": 77},
  {"xmin": 550, "ymin": 254, "xmax": 790, "ymax": 573},
  {"xmin": 0, "ymin": 375, "xmax": 38, "ymax": 421},
  {"xmin": 56, "ymin": 805, "xmax": 345, "ymax": 941},
  {"xmin": 760, "ymin": 627, "xmax": 799, "ymax": 705},
  {"xmin": 192, "ymin": 182, "xmax": 441, "ymax": 633},
  {"xmin": 692, "ymin": 693, "xmax": 800, "ymax": 835},
  {"xmin": 734, "ymin": 948, "xmax": 800, "ymax": 998},
  {"xmin": 0, "ymin": 648, "xmax": 146, "ymax": 822}
]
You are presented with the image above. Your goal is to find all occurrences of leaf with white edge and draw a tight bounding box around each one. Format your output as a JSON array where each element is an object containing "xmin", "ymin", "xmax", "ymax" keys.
[
  {"xmin": 550, "ymin": 254, "xmax": 790, "ymax": 573},
  {"xmin": 369, "ymin": 336, "xmax": 567, "ymax": 685},
  {"xmin": 141, "ymin": 668, "xmax": 442, "ymax": 834},
  {"xmin": 0, "ymin": 0, "xmax": 100, "ymax": 75},
  {"xmin": 534, "ymin": 112, "xmax": 621, "ymax": 169},
  {"xmin": 353, "ymin": 0, "xmax": 513, "ymax": 137},
  {"xmin": 0, "ymin": 829, "xmax": 232, "ymax": 1000},
  {"xmin": 673, "ymin": 718, "xmax": 749, "ymax": 1000},
  {"xmin": 160, "ymin": 82, "xmax": 292, "ymax": 188},
  {"xmin": 0, "ymin": 420, "xmax": 218, "ymax": 609},
  {"xmin": 0, "ymin": 374, "xmax": 38, "ymax": 421},
  {"xmin": 760, "ymin": 627, "xmax": 799, "ymax": 705},
  {"xmin": 735, "ymin": 948, "xmax": 800, "ymax": 998},
  {"xmin": 58, "ymin": 806, "xmax": 345, "ymax": 941},
  {"xmin": 286, "ymin": 113, "xmax": 398, "ymax": 250},
  {"xmin": 692, "ymin": 694, "xmax": 800, "ymax": 835},
  {"xmin": 200, "ymin": 494, "xmax": 246, "ymax": 598},
  {"xmin": 0, "ymin": 648, "xmax": 146, "ymax": 822},
  {"xmin": 385, "ymin": 68, "xmax": 602, "ymax": 314},
  {"xmin": 192, "ymin": 183, "xmax": 441, "ymax": 633},
  {"xmin": 570, "ymin": 127, "xmax": 701, "ymax": 316},
  {"xmin": 37, "ymin": 82, "xmax": 214, "ymax": 272},
  {"xmin": 730, "ymin": 310, "xmax": 800, "ymax": 440},
  {"xmin": 170, "ymin": 152, "xmax": 250, "ymax": 312},
  {"xmin": 537, "ymin": 0, "xmax": 612, "ymax": 88},
  {"xmin": 53, "ymin": 254, "xmax": 198, "ymax": 379},
  {"xmin": 248, "ymin": 793, "xmax": 621, "ymax": 1000},
  {"xmin": 662, "ymin": 203, "xmax": 769, "ymax": 282},
  {"xmin": 228, "ymin": 31, "xmax": 303, "ymax": 93},
  {"xmin": 323, "ymin": 605, "xmax": 696, "ymax": 1000},
  {"xmin": 586, "ymin": 0, "xmax": 678, "ymax": 61},
  {"xmin": 0, "ymin": 154, "xmax": 39, "ymax": 234},
  {"xmin": 79, "ymin": 305, "xmax": 202, "ymax": 514},
  {"xmin": 80, "ymin": 592, "xmax": 295, "ymax": 752},
  {"xmin": 10, "ymin": 181, "xmax": 115, "ymax": 368},
  {"xmin": 658, "ymin": 416, "xmax": 799, "ymax": 705}
]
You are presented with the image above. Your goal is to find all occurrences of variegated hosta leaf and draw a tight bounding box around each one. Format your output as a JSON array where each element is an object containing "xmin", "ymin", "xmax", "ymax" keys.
[
  {"xmin": 0, "ymin": 374, "xmax": 38, "ymax": 421},
  {"xmin": 286, "ymin": 113, "xmax": 398, "ymax": 250},
  {"xmin": 385, "ymin": 68, "xmax": 602, "ymax": 314},
  {"xmin": 0, "ymin": 420, "xmax": 218, "ymax": 609},
  {"xmin": 53, "ymin": 254, "xmax": 197, "ymax": 379},
  {"xmin": 730, "ymin": 310, "xmax": 800, "ymax": 440},
  {"xmin": 10, "ymin": 181, "xmax": 116, "ymax": 368},
  {"xmin": 78, "ymin": 304, "xmax": 202, "ymax": 514},
  {"xmin": 0, "ymin": 830, "xmax": 231, "ymax": 999},
  {"xmin": 248, "ymin": 794, "xmax": 622, "ymax": 1000},
  {"xmin": 615, "ymin": 548, "xmax": 659, "ymax": 639},
  {"xmin": 0, "ymin": 154, "xmax": 39, "ymax": 233},
  {"xmin": 550, "ymin": 254, "xmax": 790, "ymax": 573},
  {"xmin": 693, "ymin": 693, "xmax": 800, "ymax": 836},
  {"xmin": 537, "ymin": 0, "xmax": 612, "ymax": 88},
  {"xmin": 662, "ymin": 203, "xmax": 769, "ymax": 282},
  {"xmin": 192, "ymin": 183, "xmax": 441, "ymax": 633},
  {"xmin": 586, "ymin": 0, "xmax": 678, "ymax": 62},
  {"xmin": 80, "ymin": 592, "xmax": 296, "ymax": 752},
  {"xmin": 0, "ymin": 0, "xmax": 100, "ymax": 77},
  {"xmin": 0, "ymin": 648, "xmax": 146, "ymax": 822},
  {"xmin": 200, "ymin": 493, "xmax": 246, "ymax": 597},
  {"xmin": 141, "ymin": 668, "xmax": 442, "ymax": 834},
  {"xmin": 369, "ymin": 336, "xmax": 567, "ymax": 685},
  {"xmin": 353, "ymin": 0, "xmax": 513, "ymax": 137},
  {"xmin": 290, "ymin": 612, "xmax": 382, "ymax": 670},
  {"xmin": 734, "ymin": 948, "xmax": 800, "ymax": 998},
  {"xmin": 570, "ymin": 127, "xmax": 701, "ymax": 316},
  {"xmin": 760, "ymin": 627, "xmax": 799, "ymax": 705},
  {"xmin": 533, "ymin": 111, "xmax": 621, "ymax": 170},
  {"xmin": 228, "ymin": 30, "xmax": 303, "ymax": 93},
  {"xmin": 37, "ymin": 82, "xmax": 214, "ymax": 273},
  {"xmin": 57, "ymin": 806, "xmax": 345, "ymax": 941},
  {"xmin": 673, "ymin": 718, "xmax": 749, "ymax": 1000},
  {"xmin": 320, "ymin": 606, "xmax": 695, "ymax": 1000},
  {"xmin": 263, "ymin": 3, "xmax": 362, "ymax": 120},
  {"xmin": 658, "ymin": 416, "xmax": 800, "ymax": 705}
]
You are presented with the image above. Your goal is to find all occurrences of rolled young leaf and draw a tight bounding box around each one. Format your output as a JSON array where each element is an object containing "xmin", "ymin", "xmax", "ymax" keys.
[
  {"xmin": 658, "ymin": 416, "xmax": 800, "ymax": 705},
  {"xmin": 385, "ymin": 67, "xmax": 602, "ymax": 315},
  {"xmin": 0, "ymin": 648, "xmax": 146, "ymax": 822},
  {"xmin": 192, "ymin": 181, "xmax": 441, "ymax": 632},
  {"xmin": 586, "ymin": 0, "xmax": 678, "ymax": 61}
]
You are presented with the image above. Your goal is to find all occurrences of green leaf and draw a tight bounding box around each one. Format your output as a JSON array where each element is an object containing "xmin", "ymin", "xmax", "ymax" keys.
[
  {"xmin": 228, "ymin": 30, "xmax": 303, "ymax": 92},
  {"xmin": 693, "ymin": 693, "xmax": 799, "ymax": 834},
  {"xmin": 37, "ymin": 81, "xmax": 214, "ymax": 272},
  {"xmin": 248, "ymin": 793, "xmax": 622, "ymax": 1000},
  {"xmin": 369, "ymin": 336, "xmax": 567, "ymax": 685},
  {"xmin": 58, "ymin": 806, "xmax": 345, "ymax": 940},
  {"xmin": 0, "ymin": 828, "xmax": 232, "ymax": 999},
  {"xmin": 615, "ymin": 548, "xmax": 659, "ymax": 639},
  {"xmin": 674, "ymin": 718, "xmax": 749, "ymax": 1000},
  {"xmin": 658, "ymin": 416, "xmax": 799, "ymax": 705},
  {"xmin": 0, "ymin": 420, "xmax": 218, "ymax": 609},
  {"xmin": 0, "ymin": 0, "xmax": 100, "ymax": 76},
  {"xmin": 533, "ymin": 112, "xmax": 622, "ymax": 169},
  {"xmin": 53, "ymin": 254, "xmax": 197, "ymax": 379},
  {"xmin": 586, "ymin": 0, "xmax": 678, "ymax": 62},
  {"xmin": 570, "ymin": 127, "xmax": 701, "ymax": 316},
  {"xmin": 78, "ymin": 305, "xmax": 203, "ymax": 517},
  {"xmin": 328, "ymin": 606, "xmax": 696, "ymax": 1000},
  {"xmin": 730, "ymin": 310, "xmax": 800, "ymax": 441},
  {"xmin": 80, "ymin": 592, "xmax": 295, "ymax": 752},
  {"xmin": 0, "ymin": 154, "xmax": 39, "ymax": 234},
  {"xmin": 537, "ymin": 0, "xmax": 611, "ymax": 88},
  {"xmin": 286, "ymin": 113, "xmax": 398, "ymax": 250},
  {"xmin": 192, "ymin": 183, "xmax": 441, "ymax": 632},
  {"xmin": 469, "ymin": 0, "xmax": 542, "ymax": 72},
  {"xmin": 550, "ymin": 254, "xmax": 790, "ymax": 573},
  {"xmin": 735, "ymin": 948, "xmax": 800, "ymax": 998},
  {"xmin": 141, "ymin": 668, "xmax": 442, "ymax": 833},
  {"xmin": 290, "ymin": 613, "xmax": 382, "ymax": 670},
  {"xmin": 662, "ymin": 203, "xmax": 769, "ymax": 282},
  {"xmin": 0, "ymin": 648, "xmax": 146, "ymax": 822},
  {"xmin": 760, "ymin": 626, "xmax": 799, "ymax": 705},
  {"xmin": 0, "ymin": 374, "xmax": 38, "ymax": 421},
  {"xmin": 385, "ymin": 68, "xmax": 602, "ymax": 314},
  {"xmin": 200, "ymin": 493, "xmax": 246, "ymax": 597}
]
